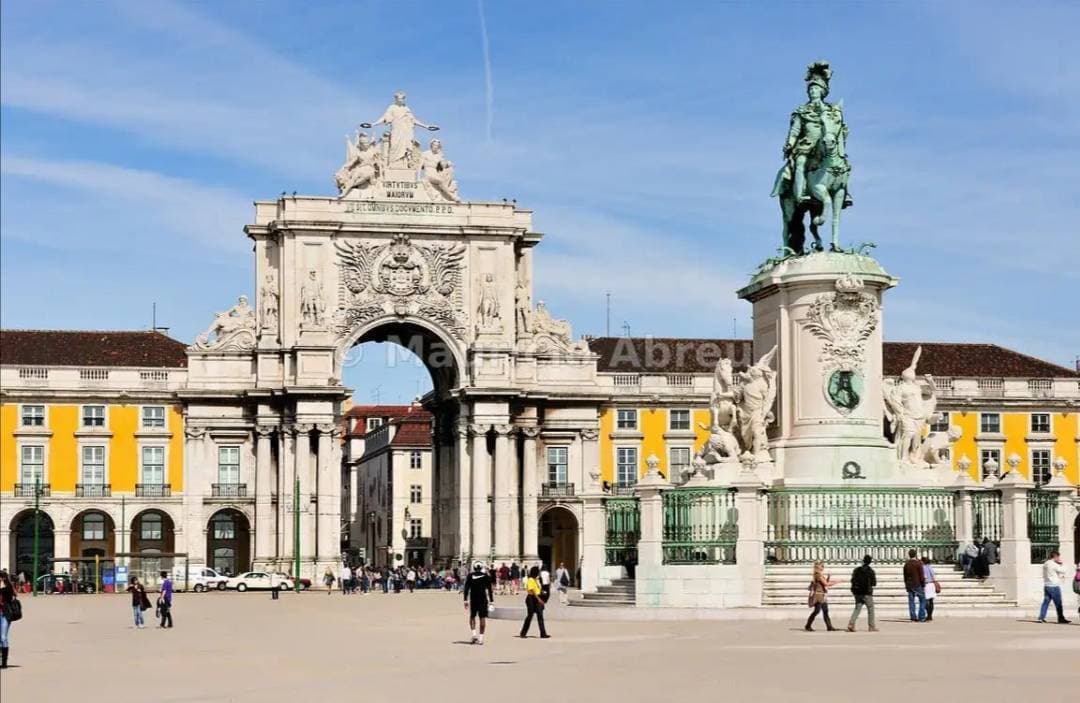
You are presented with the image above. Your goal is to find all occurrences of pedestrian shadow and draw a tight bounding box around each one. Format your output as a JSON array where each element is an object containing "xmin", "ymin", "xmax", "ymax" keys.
[{"xmin": 451, "ymin": 640, "xmax": 476, "ymax": 645}]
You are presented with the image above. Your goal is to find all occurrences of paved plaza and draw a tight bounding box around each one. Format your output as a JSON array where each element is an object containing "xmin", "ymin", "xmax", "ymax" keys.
[{"xmin": 2, "ymin": 590, "xmax": 1077, "ymax": 702}]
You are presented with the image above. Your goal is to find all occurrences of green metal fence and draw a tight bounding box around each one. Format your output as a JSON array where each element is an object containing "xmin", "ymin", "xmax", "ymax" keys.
[
  {"xmin": 764, "ymin": 488, "xmax": 958, "ymax": 564},
  {"xmin": 662, "ymin": 487, "xmax": 738, "ymax": 564},
  {"xmin": 604, "ymin": 497, "xmax": 640, "ymax": 566},
  {"xmin": 972, "ymin": 490, "xmax": 1003, "ymax": 544},
  {"xmin": 1027, "ymin": 488, "xmax": 1059, "ymax": 564}
]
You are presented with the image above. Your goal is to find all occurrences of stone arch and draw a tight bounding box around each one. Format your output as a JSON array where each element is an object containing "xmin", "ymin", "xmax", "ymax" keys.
[
  {"xmin": 537, "ymin": 505, "xmax": 579, "ymax": 578},
  {"xmin": 8, "ymin": 509, "xmax": 55, "ymax": 577},
  {"xmin": 336, "ymin": 315, "xmax": 466, "ymax": 395},
  {"xmin": 130, "ymin": 508, "xmax": 176, "ymax": 554},
  {"xmin": 70, "ymin": 509, "xmax": 116, "ymax": 578},
  {"xmin": 206, "ymin": 508, "xmax": 251, "ymax": 576}
]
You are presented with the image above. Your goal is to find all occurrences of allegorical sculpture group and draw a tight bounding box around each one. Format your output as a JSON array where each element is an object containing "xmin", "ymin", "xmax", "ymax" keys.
[
  {"xmin": 335, "ymin": 91, "xmax": 461, "ymax": 203},
  {"xmin": 772, "ymin": 61, "xmax": 853, "ymax": 255}
]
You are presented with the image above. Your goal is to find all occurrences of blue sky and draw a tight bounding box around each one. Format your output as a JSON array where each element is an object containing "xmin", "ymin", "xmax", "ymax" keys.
[{"xmin": 2, "ymin": 0, "xmax": 1078, "ymax": 404}]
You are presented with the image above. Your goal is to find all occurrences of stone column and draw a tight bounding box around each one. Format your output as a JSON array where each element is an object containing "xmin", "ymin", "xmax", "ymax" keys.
[
  {"xmin": 1045, "ymin": 459, "xmax": 1077, "ymax": 570},
  {"xmin": 454, "ymin": 420, "xmax": 471, "ymax": 562},
  {"xmin": 54, "ymin": 529, "xmax": 72, "ymax": 566},
  {"xmin": 254, "ymin": 425, "xmax": 275, "ymax": 568},
  {"xmin": 470, "ymin": 424, "xmax": 492, "ymax": 560},
  {"xmin": 951, "ymin": 470, "xmax": 980, "ymax": 548},
  {"xmin": 520, "ymin": 427, "xmax": 541, "ymax": 561},
  {"xmin": 633, "ymin": 458, "xmax": 667, "ymax": 606},
  {"xmin": 492, "ymin": 424, "xmax": 515, "ymax": 560},
  {"xmin": 279, "ymin": 428, "xmax": 293, "ymax": 562},
  {"xmin": 995, "ymin": 471, "xmax": 1036, "ymax": 603},
  {"xmin": 293, "ymin": 424, "xmax": 313, "ymax": 573},
  {"xmin": 315, "ymin": 423, "xmax": 339, "ymax": 568},
  {"xmin": 733, "ymin": 463, "xmax": 766, "ymax": 607},
  {"xmin": 579, "ymin": 495, "xmax": 606, "ymax": 593}
]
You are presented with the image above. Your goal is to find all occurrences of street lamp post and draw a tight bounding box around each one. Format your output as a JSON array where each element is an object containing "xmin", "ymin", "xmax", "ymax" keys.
[{"xmin": 32, "ymin": 476, "xmax": 41, "ymax": 596}]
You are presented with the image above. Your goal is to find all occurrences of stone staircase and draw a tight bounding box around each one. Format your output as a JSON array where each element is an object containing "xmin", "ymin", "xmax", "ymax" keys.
[
  {"xmin": 571, "ymin": 578, "xmax": 636, "ymax": 607},
  {"xmin": 763, "ymin": 564, "xmax": 1016, "ymax": 613}
]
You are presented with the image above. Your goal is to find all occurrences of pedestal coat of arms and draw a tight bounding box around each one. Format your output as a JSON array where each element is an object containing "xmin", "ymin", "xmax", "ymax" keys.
[
  {"xmin": 334, "ymin": 233, "xmax": 468, "ymax": 340},
  {"xmin": 800, "ymin": 273, "xmax": 878, "ymax": 415}
]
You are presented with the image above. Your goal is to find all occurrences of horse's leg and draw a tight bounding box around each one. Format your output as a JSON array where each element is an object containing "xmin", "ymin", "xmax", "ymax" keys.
[{"xmin": 831, "ymin": 188, "xmax": 844, "ymax": 250}]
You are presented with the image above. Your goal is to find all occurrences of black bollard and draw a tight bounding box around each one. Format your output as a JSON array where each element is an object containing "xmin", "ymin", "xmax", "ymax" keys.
[{"xmin": 272, "ymin": 587, "xmax": 279, "ymax": 600}]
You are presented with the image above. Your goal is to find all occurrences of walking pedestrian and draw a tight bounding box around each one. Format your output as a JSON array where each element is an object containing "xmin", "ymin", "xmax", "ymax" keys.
[
  {"xmin": 804, "ymin": 561, "xmax": 837, "ymax": 632},
  {"xmin": 127, "ymin": 576, "xmax": 149, "ymax": 629},
  {"xmin": 1073, "ymin": 564, "xmax": 1080, "ymax": 621},
  {"xmin": 157, "ymin": 570, "xmax": 174, "ymax": 629},
  {"xmin": 961, "ymin": 541, "xmax": 978, "ymax": 578},
  {"xmin": 520, "ymin": 566, "xmax": 550, "ymax": 639},
  {"xmin": 0, "ymin": 570, "xmax": 18, "ymax": 668},
  {"xmin": 463, "ymin": 562, "xmax": 494, "ymax": 645},
  {"xmin": 846, "ymin": 555, "xmax": 877, "ymax": 632},
  {"xmin": 555, "ymin": 562, "xmax": 571, "ymax": 605},
  {"xmin": 323, "ymin": 566, "xmax": 335, "ymax": 595},
  {"xmin": 509, "ymin": 561, "xmax": 521, "ymax": 595},
  {"xmin": 341, "ymin": 564, "xmax": 352, "ymax": 594},
  {"xmin": 539, "ymin": 564, "xmax": 552, "ymax": 604},
  {"xmin": 922, "ymin": 556, "xmax": 940, "ymax": 622},
  {"xmin": 903, "ymin": 549, "xmax": 927, "ymax": 622},
  {"xmin": 406, "ymin": 568, "xmax": 417, "ymax": 593},
  {"xmin": 1037, "ymin": 550, "xmax": 1071, "ymax": 624}
]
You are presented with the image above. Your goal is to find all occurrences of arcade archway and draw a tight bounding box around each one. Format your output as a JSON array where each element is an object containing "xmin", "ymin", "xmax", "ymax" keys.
[
  {"xmin": 71, "ymin": 509, "xmax": 115, "ymax": 579},
  {"xmin": 538, "ymin": 506, "xmax": 579, "ymax": 579},
  {"xmin": 9, "ymin": 509, "xmax": 54, "ymax": 578},
  {"xmin": 207, "ymin": 509, "xmax": 250, "ymax": 576}
]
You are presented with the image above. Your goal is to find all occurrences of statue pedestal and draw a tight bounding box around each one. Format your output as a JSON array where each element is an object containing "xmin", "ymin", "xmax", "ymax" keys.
[{"xmin": 737, "ymin": 252, "xmax": 901, "ymax": 485}]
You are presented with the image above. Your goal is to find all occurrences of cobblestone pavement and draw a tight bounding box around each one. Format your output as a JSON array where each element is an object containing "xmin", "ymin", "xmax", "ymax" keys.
[{"xmin": 2, "ymin": 590, "xmax": 1077, "ymax": 702}]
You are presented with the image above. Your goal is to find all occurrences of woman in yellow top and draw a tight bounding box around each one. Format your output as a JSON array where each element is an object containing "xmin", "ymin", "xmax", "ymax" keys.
[
  {"xmin": 519, "ymin": 566, "xmax": 550, "ymax": 639},
  {"xmin": 805, "ymin": 561, "xmax": 839, "ymax": 632}
]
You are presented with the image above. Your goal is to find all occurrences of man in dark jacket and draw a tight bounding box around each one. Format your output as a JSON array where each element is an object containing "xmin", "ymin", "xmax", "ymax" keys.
[
  {"xmin": 902, "ymin": 549, "xmax": 927, "ymax": 622},
  {"xmin": 846, "ymin": 555, "xmax": 878, "ymax": 632},
  {"xmin": 463, "ymin": 563, "xmax": 494, "ymax": 645}
]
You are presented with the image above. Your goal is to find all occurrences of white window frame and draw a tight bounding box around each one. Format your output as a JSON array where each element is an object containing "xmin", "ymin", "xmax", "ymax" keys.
[
  {"xmin": 19, "ymin": 444, "xmax": 46, "ymax": 484},
  {"xmin": 409, "ymin": 450, "xmax": 422, "ymax": 469},
  {"xmin": 141, "ymin": 445, "xmax": 167, "ymax": 485},
  {"xmin": 141, "ymin": 405, "xmax": 167, "ymax": 429},
  {"xmin": 217, "ymin": 446, "xmax": 241, "ymax": 485},
  {"xmin": 409, "ymin": 484, "xmax": 422, "ymax": 504},
  {"xmin": 669, "ymin": 446, "xmax": 692, "ymax": 480},
  {"xmin": 366, "ymin": 417, "xmax": 384, "ymax": 432},
  {"xmin": 1029, "ymin": 413, "xmax": 1051, "ymax": 435},
  {"xmin": 615, "ymin": 446, "xmax": 639, "ymax": 486},
  {"xmin": 212, "ymin": 513, "xmax": 236, "ymax": 540},
  {"xmin": 547, "ymin": 446, "xmax": 569, "ymax": 485},
  {"xmin": 80, "ymin": 445, "xmax": 107, "ymax": 485},
  {"xmin": 140, "ymin": 513, "xmax": 164, "ymax": 541},
  {"xmin": 82, "ymin": 512, "xmax": 107, "ymax": 541},
  {"xmin": 616, "ymin": 408, "xmax": 638, "ymax": 431},
  {"xmin": 1030, "ymin": 449, "xmax": 1052, "ymax": 486},
  {"xmin": 979, "ymin": 412, "xmax": 1001, "ymax": 435},
  {"xmin": 82, "ymin": 404, "xmax": 107, "ymax": 428},
  {"xmin": 668, "ymin": 408, "xmax": 692, "ymax": 432},
  {"xmin": 409, "ymin": 518, "xmax": 423, "ymax": 539},
  {"xmin": 20, "ymin": 404, "xmax": 46, "ymax": 427}
]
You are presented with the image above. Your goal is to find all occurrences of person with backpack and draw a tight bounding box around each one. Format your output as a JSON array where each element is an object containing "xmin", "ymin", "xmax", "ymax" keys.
[
  {"xmin": 804, "ymin": 561, "xmax": 838, "ymax": 632},
  {"xmin": 555, "ymin": 562, "xmax": 571, "ymax": 605},
  {"xmin": 846, "ymin": 555, "xmax": 878, "ymax": 632},
  {"xmin": 0, "ymin": 569, "xmax": 20, "ymax": 669}
]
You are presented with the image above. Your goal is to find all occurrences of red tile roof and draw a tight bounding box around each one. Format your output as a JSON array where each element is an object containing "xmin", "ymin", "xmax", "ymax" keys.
[
  {"xmin": 0, "ymin": 329, "xmax": 188, "ymax": 368},
  {"xmin": 345, "ymin": 404, "xmax": 432, "ymax": 438},
  {"xmin": 389, "ymin": 417, "xmax": 433, "ymax": 447},
  {"xmin": 587, "ymin": 337, "xmax": 1077, "ymax": 379}
]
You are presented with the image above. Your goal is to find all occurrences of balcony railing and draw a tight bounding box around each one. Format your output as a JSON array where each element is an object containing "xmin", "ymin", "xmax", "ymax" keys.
[
  {"xmin": 610, "ymin": 483, "xmax": 637, "ymax": 496},
  {"xmin": 211, "ymin": 483, "xmax": 248, "ymax": 498},
  {"xmin": 136, "ymin": 483, "xmax": 172, "ymax": 498},
  {"xmin": 76, "ymin": 483, "xmax": 111, "ymax": 497},
  {"xmin": 541, "ymin": 482, "xmax": 576, "ymax": 498},
  {"xmin": 14, "ymin": 483, "xmax": 50, "ymax": 497}
]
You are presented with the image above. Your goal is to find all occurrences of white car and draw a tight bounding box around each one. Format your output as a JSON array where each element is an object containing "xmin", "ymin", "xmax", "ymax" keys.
[
  {"xmin": 225, "ymin": 571, "xmax": 294, "ymax": 592},
  {"xmin": 172, "ymin": 565, "xmax": 229, "ymax": 592}
]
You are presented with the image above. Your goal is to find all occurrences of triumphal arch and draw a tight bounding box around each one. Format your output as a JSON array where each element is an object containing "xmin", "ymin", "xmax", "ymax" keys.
[{"xmin": 183, "ymin": 92, "xmax": 602, "ymax": 577}]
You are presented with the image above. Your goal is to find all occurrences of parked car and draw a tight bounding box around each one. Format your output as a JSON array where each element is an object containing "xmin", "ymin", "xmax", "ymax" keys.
[
  {"xmin": 36, "ymin": 574, "xmax": 96, "ymax": 594},
  {"xmin": 172, "ymin": 565, "xmax": 229, "ymax": 592},
  {"xmin": 225, "ymin": 571, "xmax": 294, "ymax": 592},
  {"xmin": 273, "ymin": 572, "xmax": 311, "ymax": 590}
]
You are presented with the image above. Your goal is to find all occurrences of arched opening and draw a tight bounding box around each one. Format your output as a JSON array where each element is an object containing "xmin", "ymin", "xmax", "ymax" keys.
[
  {"xmin": 207, "ymin": 509, "xmax": 250, "ymax": 576},
  {"xmin": 341, "ymin": 319, "xmax": 464, "ymax": 567},
  {"xmin": 71, "ymin": 510, "xmax": 115, "ymax": 580},
  {"xmin": 538, "ymin": 506, "xmax": 579, "ymax": 579},
  {"xmin": 131, "ymin": 510, "xmax": 176, "ymax": 586},
  {"xmin": 9, "ymin": 509, "xmax": 55, "ymax": 579}
]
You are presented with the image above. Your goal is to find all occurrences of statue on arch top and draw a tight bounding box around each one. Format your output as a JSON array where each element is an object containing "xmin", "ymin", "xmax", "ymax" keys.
[
  {"xmin": 361, "ymin": 91, "xmax": 439, "ymax": 169},
  {"xmin": 335, "ymin": 130, "xmax": 383, "ymax": 199},
  {"xmin": 771, "ymin": 61, "xmax": 854, "ymax": 254}
]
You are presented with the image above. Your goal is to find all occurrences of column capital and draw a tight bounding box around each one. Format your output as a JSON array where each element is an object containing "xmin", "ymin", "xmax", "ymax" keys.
[
  {"xmin": 579, "ymin": 428, "xmax": 600, "ymax": 441},
  {"xmin": 291, "ymin": 422, "xmax": 315, "ymax": 435},
  {"xmin": 255, "ymin": 424, "xmax": 277, "ymax": 438},
  {"xmin": 468, "ymin": 423, "xmax": 491, "ymax": 437},
  {"xmin": 453, "ymin": 420, "xmax": 471, "ymax": 439},
  {"xmin": 518, "ymin": 426, "xmax": 542, "ymax": 439},
  {"xmin": 315, "ymin": 422, "xmax": 339, "ymax": 436},
  {"xmin": 492, "ymin": 424, "xmax": 515, "ymax": 437},
  {"xmin": 184, "ymin": 426, "xmax": 206, "ymax": 439}
]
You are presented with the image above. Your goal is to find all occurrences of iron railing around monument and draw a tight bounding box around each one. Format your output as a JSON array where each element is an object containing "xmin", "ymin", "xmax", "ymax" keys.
[
  {"xmin": 972, "ymin": 490, "xmax": 1003, "ymax": 544},
  {"xmin": 662, "ymin": 487, "xmax": 738, "ymax": 565},
  {"xmin": 764, "ymin": 488, "xmax": 958, "ymax": 564},
  {"xmin": 604, "ymin": 497, "xmax": 640, "ymax": 567},
  {"xmin": 1027, "ymin": 488, "xmax": 1059, "ymax": 564}
]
